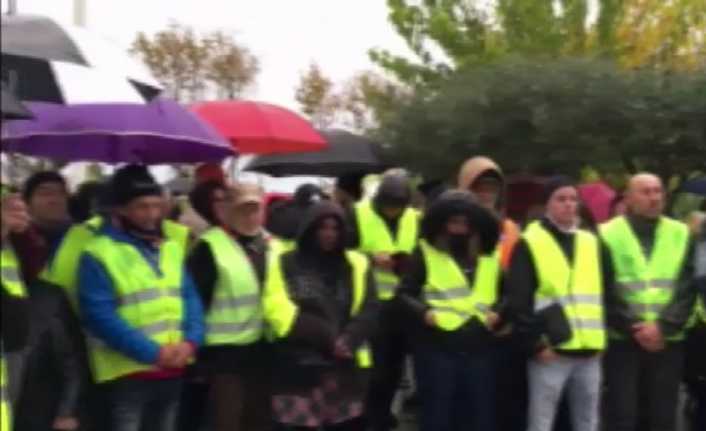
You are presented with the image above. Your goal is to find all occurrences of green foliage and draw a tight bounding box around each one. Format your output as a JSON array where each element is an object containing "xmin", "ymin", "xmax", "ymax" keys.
[{"xmin": 380, "ymin": 58, "xmax": 706, "ymax": 185}]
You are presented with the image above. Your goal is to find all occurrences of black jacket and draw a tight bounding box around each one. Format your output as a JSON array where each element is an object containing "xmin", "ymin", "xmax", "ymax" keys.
[
  {"xmin": 392, "ymin": 191, "xmax": 501, "ymax": 352},
  {"xmin": 601, "ymin": 215, "xmax": 697, "ymax": 339},
  {"xmin": 505, "ymin": 218, "xmax": 613, "ymax": 356},
  {"xmin": 1, "ymin": 276, "xmax": 29, "ymax": 353},
  {"xmin": 274, "ymin": 202, "xmax": 379, "ymax": 392},
  {"xmin": 14, "ymin": 281, "xmax": 85, "ymax": 430}
]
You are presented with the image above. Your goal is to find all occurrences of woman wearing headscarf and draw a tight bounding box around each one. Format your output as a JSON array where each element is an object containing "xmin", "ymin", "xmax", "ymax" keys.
[
  {"xmin": 392, "ymin": 190, "xmax": 502, "ymax": 431},
  {"xmin": 263, "ymin": 201, "xmax": 379, "ymax": 431}
]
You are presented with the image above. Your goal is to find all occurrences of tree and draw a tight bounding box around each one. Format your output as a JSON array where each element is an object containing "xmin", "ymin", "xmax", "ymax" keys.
[
  {"xmin": 294, "ymin": 63, "xmax": 340, "ymax": 128},
  {"xmin": 380, "ymin": 58, "xmax": 705, "ymax": 186},
  {"xmin": 370, "ymin": 0, "xmax": 706, "ymax": 88},
  {"xmin": 338, "ymin": 71, "xmax": 413, "ymax": 132},
  {"xmin": 206, "ymin": 31, "xmax": 259, "ymax": 99},
  {"xmin": 131, "ymin": 24, "xmax": 206, "ymax": 101},
  {"xmin": 131, "ymin": 24, "xmax": 259, "ymax": 102}
]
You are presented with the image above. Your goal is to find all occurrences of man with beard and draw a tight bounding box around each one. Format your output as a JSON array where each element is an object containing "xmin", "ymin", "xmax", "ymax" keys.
[{"xmin": 77, "ymin": 165, "xmax": 204, "ymax": 431}]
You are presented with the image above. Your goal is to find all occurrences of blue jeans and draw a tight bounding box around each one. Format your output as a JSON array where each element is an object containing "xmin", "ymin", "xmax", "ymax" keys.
[
  {"xmin": 104, "ymin": 378, "xmax": 182, "ymax": 431},
  {"xmin": 413, "ymin": 347, "xmax": 497, "ymax": 431}
]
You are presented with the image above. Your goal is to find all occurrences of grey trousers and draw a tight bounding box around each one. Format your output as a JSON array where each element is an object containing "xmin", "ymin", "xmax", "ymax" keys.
[{"xmin": 527, "ymin": 355, "xmax": 602, "ymax": 431}]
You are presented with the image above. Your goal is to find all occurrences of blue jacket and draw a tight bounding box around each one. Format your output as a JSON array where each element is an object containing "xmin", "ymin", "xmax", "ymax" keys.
[{"xmin": 78, "ymin": 224, "xmax": 204, "ymax": 365}]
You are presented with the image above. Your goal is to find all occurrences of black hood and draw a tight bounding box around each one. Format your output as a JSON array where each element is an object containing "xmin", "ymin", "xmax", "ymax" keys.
[
  {"xmin": 374, "ymin": 175, "xmax": 412, "ymax": 209},
  {"xmin": 422, "ymin": 189, "xmax": 500, "ymax": 254},
  {"xmin": 296, "ymin": 201, "xmax": 347, "ymax": 254}
]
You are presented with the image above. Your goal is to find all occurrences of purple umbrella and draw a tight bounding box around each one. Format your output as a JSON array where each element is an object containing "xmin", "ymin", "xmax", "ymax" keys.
[{"xmin": 1, "ymin": 99, "xmax": 235, "ymax": 164}]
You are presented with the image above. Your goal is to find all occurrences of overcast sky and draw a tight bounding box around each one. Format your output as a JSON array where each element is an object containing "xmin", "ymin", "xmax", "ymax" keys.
[{"xmin": 2, "ymin": 0, "xmax": 414, "ymax": 111}]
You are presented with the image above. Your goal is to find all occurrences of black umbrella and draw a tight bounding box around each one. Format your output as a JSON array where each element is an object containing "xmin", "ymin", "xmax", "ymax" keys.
[
  {"xmin": 1, "ymin": 14, "xmax": 87, "ymax": 64},
  {"xmin": 681, "ymin": 178, "xmax": 706, "ymax": 196},
  {"xmin": 1, "ymin": 14, "xmax": 162, "ymax": 103},
  {"xmin": 1, "ymin": 85, "xmax": 33, "ymax": 119},
  {"xmin": 244, "ymin": 129, "xmax": 387, "ymax": 177}
]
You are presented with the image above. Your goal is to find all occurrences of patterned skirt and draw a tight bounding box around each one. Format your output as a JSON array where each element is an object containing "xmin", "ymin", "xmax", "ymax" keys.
[{"xmin": 273, "ymin": 372, "xmax": 365, "ymax": 427}]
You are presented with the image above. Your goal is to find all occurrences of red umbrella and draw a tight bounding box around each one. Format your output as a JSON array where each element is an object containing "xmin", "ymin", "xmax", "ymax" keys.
[
  {"xmin": 578, "ymin": 181, "xmax": 616, "ymax": 223},
  {"xmin": 191, "ymin": 101, "xmax": 327, "ymax": 155}
]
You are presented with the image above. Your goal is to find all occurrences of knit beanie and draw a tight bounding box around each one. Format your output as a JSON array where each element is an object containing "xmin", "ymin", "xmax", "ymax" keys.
[
  {"xmin": 542, "ymin": 176, "xmax": 577, "ymax": 204},
  {"xmin": 110, "ymin": 164, "xmax": 162, "ymax": 206}
]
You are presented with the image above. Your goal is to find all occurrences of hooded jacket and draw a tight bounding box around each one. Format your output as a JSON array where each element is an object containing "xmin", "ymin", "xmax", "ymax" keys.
[
  {"xmin": 346, "ymin": 175, "xmax": 413, "ymax": 248},
  {"xmin": 269, "ymin": 202, "xmax": 379, "ymax": 392},
  {"xmin": 458, "ymin": 157, "xmax": 521, "ymax": 269},
  {"xmin": 394, "ymin": 191, "xmax": 501, "ymax": 352}
]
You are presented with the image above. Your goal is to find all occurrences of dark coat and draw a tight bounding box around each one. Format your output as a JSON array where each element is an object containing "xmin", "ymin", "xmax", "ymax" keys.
[
  {"xmin": 393, "ymin": 191, "xmax": 501, "ymax": 353},
  {"xmin": 14, "ymin": 281, "xmax": 86, "ymax": 431},
  {"xmin": 274, "ymin": 202, "xmax": 379, "ymax": 395}
]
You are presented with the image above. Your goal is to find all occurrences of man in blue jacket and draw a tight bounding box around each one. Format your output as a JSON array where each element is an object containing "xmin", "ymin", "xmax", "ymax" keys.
[{"xmin": 78, "ymin": 165, "xmax": 204, "ymax": 431}]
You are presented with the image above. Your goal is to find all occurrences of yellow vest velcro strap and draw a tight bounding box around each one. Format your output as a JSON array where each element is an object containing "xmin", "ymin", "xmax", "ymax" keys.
[
  {"xmin": 475, "ymin": 303, "xmax": 491, "ymax": 313},
  {"xmin": 432, "ymin": 306, "xmax": 473, "ymax": 320},
  {"xmin": 535, "ymin": 294, "xmax": 603, "ymax": 310},
  {"xmin": 424, "ymin": 286, "xmax": 471, "ymax": 301},
  {"xmin": 629, "ymin": 303, "xmax": 667, "ymax": 314},
  {"xmin": 139, "ymin": 319, "xmax": 181, "ymax": 336},
  {"xmin": 617, "ymin": 280, "xmax": 676, "ymax": 291},
  {"xmin": 0, "ymin": 385, "xmax": 7, "ymax": 402},
  {"xmin": 207, "ymin": 319, "xmax": 263, "ymax": 336},
  {"xmin": 210, "ymin": 294, "xmax": 261, "ymax": 312},
  {"xmin": 1, "ymin": 267, "xmax": 20, "ymax": 283},
  {"xmin": 118, "ymin": 288, "xmax": 181, "ymax": 306},
  {"xmin": 569, "ymin": 318, "xmax": 604, "ymax": 330}
]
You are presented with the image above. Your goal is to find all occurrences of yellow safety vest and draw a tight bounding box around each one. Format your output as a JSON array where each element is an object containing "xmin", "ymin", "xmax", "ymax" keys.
[
  {"xmin": 42, "ymin": 218, "xmax": 190, "ymax": 310},
  {"xmin": 200, "ymin": 228, "xmax": 265, "ymax": 346},
  {"xmin": 600, "ymin": 216, "xmax": 690, "ymax": 340},
  {"xmin": 1, "ymin": 245, "xmax": 26, "ymax": 431},
  {"xmin": 163, "ymin": 220, "xmax": 191, "ymax": 253},
  {"xmin": 354, "ymin": 200, "xmax": 419, "ymax": 300},
  {"xmin": 419, "ymin": 240, "xmax": 500, "ymax": 331},
  {"xmin": 525, "ymin": 222, "xmax": 606, "ymax": 351},
  {"xmin": 82, "ymin": 235, "xmax": 185, "ymax": 383},
  {"xmin": 41, "ymin": 216, "xmax": 103, "ymax": 310},
  {"xmin": 263, "ymin": 249, "xmax": 372, "ymax": 368}
]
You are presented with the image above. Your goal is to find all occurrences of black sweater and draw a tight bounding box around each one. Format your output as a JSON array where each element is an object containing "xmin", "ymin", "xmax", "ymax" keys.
[{"xmin": 187, "ymin": 232, "xmax": 271, "ymax": 374}]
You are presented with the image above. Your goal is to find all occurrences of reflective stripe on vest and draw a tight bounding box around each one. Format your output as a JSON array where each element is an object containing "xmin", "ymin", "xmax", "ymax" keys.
[
  {"xmin": 525, "ymin": 222, "xmax": 606, "ymax": 351},
  {"xmin": 354, "ymin": 200, "xmax": 419, "ymax": 300},
  {"xmin": 419, "ymin": 240, "xmax": 500, "ymax": 332},
  {"xmin": 1, "ymin": 245, "xmax": 26, "ymax": 297},
  {"xmin": 200, "ymin": 227, "xmax": 265, "ymax": 346},
  {"xmin": 1, "ymin": 354, "xmax": 10, "ymax": 431},
  {"xmin": 600, "ymin": 216, "xmax": 689, "ymax": 339},
  {"xmin": 263, "ymin": 250, "xmax": 373, "ymax": 368},
  {"xmin": 84, "ymin": 235, "xmax": 185, "ymax": 383}
]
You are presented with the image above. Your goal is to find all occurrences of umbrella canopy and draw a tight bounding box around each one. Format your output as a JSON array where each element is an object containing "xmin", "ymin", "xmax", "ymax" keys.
[
  {"xmin": 578, "ymin": 181, "xmax": 616, "ymax": 223},
  {"xmin": 682, "ymin": 178, "xmax": 706, "ymax": 196},
  {"xmin": 244, "ymin": 129, "xmax": 386, "ymax": 177},
  {"xmin": 2, "ymin": 14, "xmax": 162, "ymax": 103},
  {"xmin": 192, "ymin": 101, "xmax": 326, "ymax": 155},
  {"xmin": 1, "ymin": 99, "xmax": 235, "ymax": 164},
  {"xmin": 1, "ymin": 85, "xmax": 33, "ymax": 119}
]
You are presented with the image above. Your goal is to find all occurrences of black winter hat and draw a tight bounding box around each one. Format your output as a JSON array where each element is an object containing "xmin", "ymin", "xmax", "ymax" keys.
[
  {"xmin": 110, "ymin": 164, "xmax": 162, "ymax": 206},
  {"xmin": 541, "ymin": 176, "xmax": 577, "ymax": 204},
  {"xmin": 23, "ymin": 171, "xmax": 66, "ymax": 201}
]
